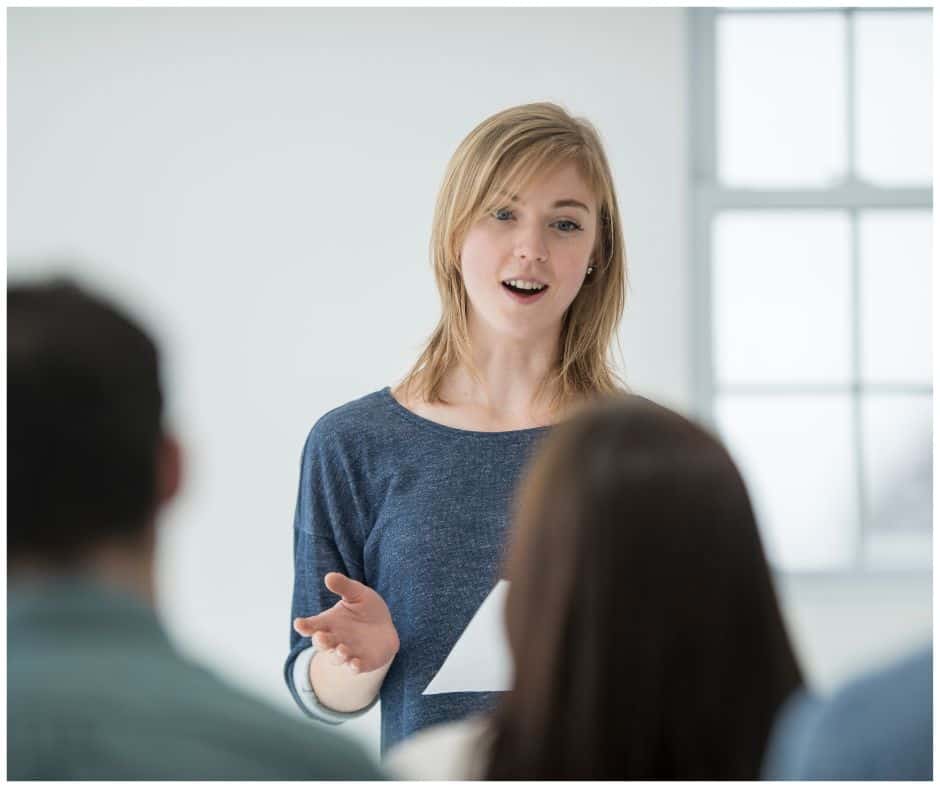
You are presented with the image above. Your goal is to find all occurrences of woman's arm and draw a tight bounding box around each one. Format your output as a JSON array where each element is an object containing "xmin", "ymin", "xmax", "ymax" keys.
[{"xmin": 285, "ymin": 421, "xmax": 396, "ymax": 722}]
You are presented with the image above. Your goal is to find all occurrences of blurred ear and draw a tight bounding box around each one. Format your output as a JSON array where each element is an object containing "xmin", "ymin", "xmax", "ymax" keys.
[{"xmin": 155, "ymin": 433, "xmax": 183, "ymax": 508}]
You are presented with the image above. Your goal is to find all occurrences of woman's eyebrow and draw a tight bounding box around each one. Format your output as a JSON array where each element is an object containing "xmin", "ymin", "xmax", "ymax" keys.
[
  {"xmin": 552, "ymin": 199, "xmax": 591, "ymax": 214},
  {"xmin": 499, "ymin": 191, "xmax": 592, "ymax": 214}
]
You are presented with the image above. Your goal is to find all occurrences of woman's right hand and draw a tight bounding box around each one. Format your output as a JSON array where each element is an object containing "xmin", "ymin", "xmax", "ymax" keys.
[{"xmin": 293, "ymin": 572, "xmax": 400, "ymax": 674}]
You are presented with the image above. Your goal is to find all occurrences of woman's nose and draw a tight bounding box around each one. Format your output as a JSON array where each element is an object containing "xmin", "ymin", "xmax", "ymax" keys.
[{"xmin": 514, "ymin": 228, "xmax": 549, "ymax": 263}]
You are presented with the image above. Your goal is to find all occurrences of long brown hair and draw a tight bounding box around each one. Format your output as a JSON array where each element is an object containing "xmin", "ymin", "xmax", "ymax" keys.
[
  {"xmin": 483, "ymin": 395, "xmax": 803, "ymax": 779},
  {"xmin": 397, "ymin": 102, "xmax": 627, "ymax": 411}
]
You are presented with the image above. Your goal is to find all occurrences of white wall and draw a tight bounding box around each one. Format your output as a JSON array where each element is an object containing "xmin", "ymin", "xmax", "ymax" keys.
[{"xmin": 7, "ymin": 7, "xmax": 929, "ymax": 761}]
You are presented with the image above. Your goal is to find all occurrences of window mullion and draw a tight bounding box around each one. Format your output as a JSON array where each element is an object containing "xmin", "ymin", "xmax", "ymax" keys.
[
  {"xmin": 847, "ymin": 9, "xmax": 867, "ymax": 570},
  {"xmin": 699, "ymin": 185, "xmax": 932, "ymax": 211},
  {"xmin": 690, "ymin": 8, "xmax": 719, "ymax": 427},
  {"xmin": 846, "ymin": 8, "xmax": 858, "ymax": 184},
  {"xmin": 850, "ymin": 210, "xmax": 867, "ymax": 569}
]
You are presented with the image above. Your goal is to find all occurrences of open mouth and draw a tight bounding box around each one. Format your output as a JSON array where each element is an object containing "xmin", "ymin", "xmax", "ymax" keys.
[{"xmin": 501, "ymin": 280, "xmax": 548, "ymax": 300}]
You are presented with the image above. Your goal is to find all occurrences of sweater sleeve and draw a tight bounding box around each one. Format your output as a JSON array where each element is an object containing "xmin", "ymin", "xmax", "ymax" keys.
[{"xmin": 283, "ymin": 417, "xmax": 379, "ymax": 723}]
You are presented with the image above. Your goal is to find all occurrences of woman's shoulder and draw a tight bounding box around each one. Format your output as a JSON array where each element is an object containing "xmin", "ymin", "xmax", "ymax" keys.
[
  {"xmin": 296, "ymin": 389, "xmax": 392, "ymax": 462},
  {"xmin": 301, "ymin": 385, "xmax": 475, "ymax": 467},
  {"xmin": 311, "ymin": 388, "xmax": 392, "ymax": 433},
  {"xmin": 384, "ymin": 714, "xmax": 491, "ymax": 781}
]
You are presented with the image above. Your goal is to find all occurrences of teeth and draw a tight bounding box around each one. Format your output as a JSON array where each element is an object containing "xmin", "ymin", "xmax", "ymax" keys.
[{"xmin": 505, "ymin": 280, "xmax": 546, "ymax": 291}]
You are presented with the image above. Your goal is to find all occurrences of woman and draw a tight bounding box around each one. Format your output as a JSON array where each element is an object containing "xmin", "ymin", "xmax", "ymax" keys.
[
  {"xmin": 284, "ymin": 102, "xmax": 628, "ymax": 753},
  {"xmin": 387, "ymin": 395, "xmax": 804, "ymax": 779}
]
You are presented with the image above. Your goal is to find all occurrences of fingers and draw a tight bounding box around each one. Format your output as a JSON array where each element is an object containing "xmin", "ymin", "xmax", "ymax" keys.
[
  {"xmin": 328, "ymin": 643, "xmax": 351, "ymax": 666},
  {"xmin": 324, "ymin": 571, "xmax": 366, "ymax": 604},
  {"xmin": 306, "ymin": 627, "xmax": 348, "ymax": 664},
  {"xmin": 292, "ymin": 613, "xmax": 328, "ymax": 636},
  {"xmin": 313, "ymin": 637, "xmax": 361, "ymax": 673}
]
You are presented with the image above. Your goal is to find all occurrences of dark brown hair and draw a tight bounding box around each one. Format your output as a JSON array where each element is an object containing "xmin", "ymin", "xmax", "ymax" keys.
[
  {"xmin": 8, "ymin": 278, "xmax": 164, "ymax": 565},
  {"xmin": 483, "ymin": 395, "xmax": 803, "ymax": 779}
]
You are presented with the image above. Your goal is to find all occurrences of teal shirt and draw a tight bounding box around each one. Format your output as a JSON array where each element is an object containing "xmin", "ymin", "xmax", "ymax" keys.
[{"xmin": 8, "ymin": 577, "xmax": 384, "ymax": 780}]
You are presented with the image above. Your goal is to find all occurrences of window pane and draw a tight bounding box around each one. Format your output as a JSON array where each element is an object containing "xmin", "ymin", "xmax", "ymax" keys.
[
  {"xmin": 717, "ymin": 12, "xmax": 847, "ymax": 187},
  {"xmin": 714, "ymin": 212, "xmax": 852, "ymax": 385},
  {"xmin": 716, "ymin": 394, "xmax": 857, "ymax": 571},
  {"xmin": 855, "ymin": 11, "xmax": 932, "ymax": 186},
  {"xmin": 864, "ymin": 529, "xmax": 932, "ymax": 569},
  {"xmin": 862, "ymin": 393, "xmax": 932, "ymax": 568},
  {"xmin": 860, "ymin": 211, "xmax": 932, "ymax": 383}
]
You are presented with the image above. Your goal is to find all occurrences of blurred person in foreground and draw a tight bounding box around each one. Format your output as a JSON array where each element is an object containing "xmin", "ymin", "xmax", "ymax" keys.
[
  {"xmin": 762, "ymin": 441, "xmax": 933, "ymax": 781},
  {"xmin": 386, "ymin": 395, "xmax": 804, "ymax": 779},
  {"xmin": 762, "ymin": 646, "xmax": 932, "ymax": 780},
  {"xmin": 7, "ymin": 279, "xmax": 383, "ymax": 780}
]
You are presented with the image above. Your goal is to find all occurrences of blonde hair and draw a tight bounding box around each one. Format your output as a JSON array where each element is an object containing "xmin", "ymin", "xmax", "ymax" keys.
[{"xmin": 398, "ymin": 102, "xmax": 628, "ymax": 411}]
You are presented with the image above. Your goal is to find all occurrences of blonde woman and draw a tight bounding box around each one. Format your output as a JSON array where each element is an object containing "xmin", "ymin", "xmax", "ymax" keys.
[{"xmin": 285, "ymin": 102, "xmax": 627, "ymax": 754}]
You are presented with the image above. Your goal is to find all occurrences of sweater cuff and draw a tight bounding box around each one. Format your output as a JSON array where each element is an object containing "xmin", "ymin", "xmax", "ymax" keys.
[{"xmin": 289, "ymin": 645, "xmax": 379, "ymax": 724}]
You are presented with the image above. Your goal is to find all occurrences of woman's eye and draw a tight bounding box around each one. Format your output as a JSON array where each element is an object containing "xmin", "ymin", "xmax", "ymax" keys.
[
  {"xmin": 493, "ymin": 208, "xmax": 514, "ymax": 221},
  {"xmin": 554, "ymin": 220, "xmax": 583, "ymax": 233}
]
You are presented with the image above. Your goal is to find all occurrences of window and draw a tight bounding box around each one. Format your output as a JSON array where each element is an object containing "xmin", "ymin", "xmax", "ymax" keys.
[{"xmin": 689, "ymin": 8, "xmax": 932, "ymax": 572}]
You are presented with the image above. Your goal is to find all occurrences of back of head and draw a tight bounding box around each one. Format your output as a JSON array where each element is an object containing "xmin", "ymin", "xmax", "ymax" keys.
[
  {"xmin": 485, "ymin": 395, "xmax": 803, "ymax": 779},
  {"xmin": 8, "ymin": 279, "xmax": 164, "ymax": 566}
]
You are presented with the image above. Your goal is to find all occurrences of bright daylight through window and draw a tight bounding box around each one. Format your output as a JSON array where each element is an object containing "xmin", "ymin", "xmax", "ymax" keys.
[{"xmin": 689, "ymin": 8, "xmax": 932, "ymax": 572}]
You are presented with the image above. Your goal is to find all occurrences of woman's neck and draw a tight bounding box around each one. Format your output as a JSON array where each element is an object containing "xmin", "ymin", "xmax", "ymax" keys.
[
  {"xmin": 9, "ymin": 531, "xmax": 158, "ymax": 607},
  {"xmin": 439, "ymin": 366, "xmax": 556, "ymax": 429},
  {"xmin": 396, "ymin": 382, "xmax": 557, "ymax": 433},
  {"xmin": 452, "ymin": 313, "xmax": 563, "ymax": 421},
  {"xmin": 394, "ymin": 329, "xmax": 573, "ymax": 432}
]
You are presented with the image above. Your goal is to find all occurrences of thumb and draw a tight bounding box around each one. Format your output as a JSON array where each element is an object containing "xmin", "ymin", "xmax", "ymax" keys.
[
  {"xmin": 324, "ymin": 571, "xmax": 366, "ymax": 603},
  {"xmin": 293, "ymin": 612, "xmax": 326, "ymax": 636}
]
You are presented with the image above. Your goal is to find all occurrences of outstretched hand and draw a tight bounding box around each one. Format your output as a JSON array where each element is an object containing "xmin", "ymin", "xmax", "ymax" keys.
[{"xmin": 293, "ymin": 572, "xmax": 400, "ymax": 674}]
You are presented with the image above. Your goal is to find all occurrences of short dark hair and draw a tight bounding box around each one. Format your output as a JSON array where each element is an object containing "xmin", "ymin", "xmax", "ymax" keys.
[
  {"xmin": 484, "ymin": 395, "xmax": 804, "ymax": 779},
  {"xmin": 8, "ymin": 279, "xmax": 164, "ymax": 565}
]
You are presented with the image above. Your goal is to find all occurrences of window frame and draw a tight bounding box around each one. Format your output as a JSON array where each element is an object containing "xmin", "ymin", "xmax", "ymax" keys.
[{"xmin": 687, "ymin": 7, "xmax": 933, "ymax": 577}]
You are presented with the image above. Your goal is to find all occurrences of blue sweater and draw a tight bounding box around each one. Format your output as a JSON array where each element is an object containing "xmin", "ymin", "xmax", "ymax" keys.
[
  {"xmin": 762, "ymin": 646, "xmax": 933, "ymax": 780},
  {"xmin": 284, "ymin": 388, "xmax": 550, "ymax": 753}
]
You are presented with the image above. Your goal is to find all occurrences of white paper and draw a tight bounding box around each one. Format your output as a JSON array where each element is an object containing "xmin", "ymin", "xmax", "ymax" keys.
[{"xmin": 422, "ymin": 579, "xmax": 512, "ymax": 695}]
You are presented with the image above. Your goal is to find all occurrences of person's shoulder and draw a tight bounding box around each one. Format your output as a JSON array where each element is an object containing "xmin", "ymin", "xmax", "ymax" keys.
[
  {"xmin": 9, "ymin": 644, "xmax": 384, "ymax": 780},
  {"xmin": 767, "ymin": 648, "xmax": 933, "ymax": 780},
  {"xmin": 838, "ymin": 645, "xmax": 931, "ymax": 704},
  {"xmin": 760, "ymin": 689, "xmax": 825, "ymax": 779},
  {"xmin": 385, "ymin": 715, "xmax": 491, "ymax": 780},
  {"xmin": 227, "ymin": 699, "xmax": 382, "ymax": 779},
  {"xmin": 154, "ymin": 657, "xmax": 385, "ymax": 779},
  {"xmin": 816, "ymin": 647, "xmax": 931, "ymax": 737},
  {"xmin": 302, "ymin": 388, "xmax": 397, "ymax": 454},
  {"xmin": 820, "ymin": 646, "xmax": 932, "ymax": 743},
  {"xmin": 312, "ymin": 388, "xmax": 392, "ymax": 434}
]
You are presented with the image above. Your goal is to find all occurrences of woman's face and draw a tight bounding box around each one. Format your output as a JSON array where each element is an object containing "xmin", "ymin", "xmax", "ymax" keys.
[{"xmin": 459, "ymin": 162, "xmax": 598, "ymax": 342}]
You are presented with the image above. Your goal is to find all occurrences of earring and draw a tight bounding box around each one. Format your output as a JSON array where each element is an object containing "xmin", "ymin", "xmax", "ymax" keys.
[{"xmin": 586, "ymin": 266, "xmax": 594, "ymax": 275}]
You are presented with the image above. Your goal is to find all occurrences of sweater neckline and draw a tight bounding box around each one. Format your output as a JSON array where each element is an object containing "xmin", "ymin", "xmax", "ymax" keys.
[{"xmin": 379, "ymin": 386, "xmax": 552, "ymax": 439}]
